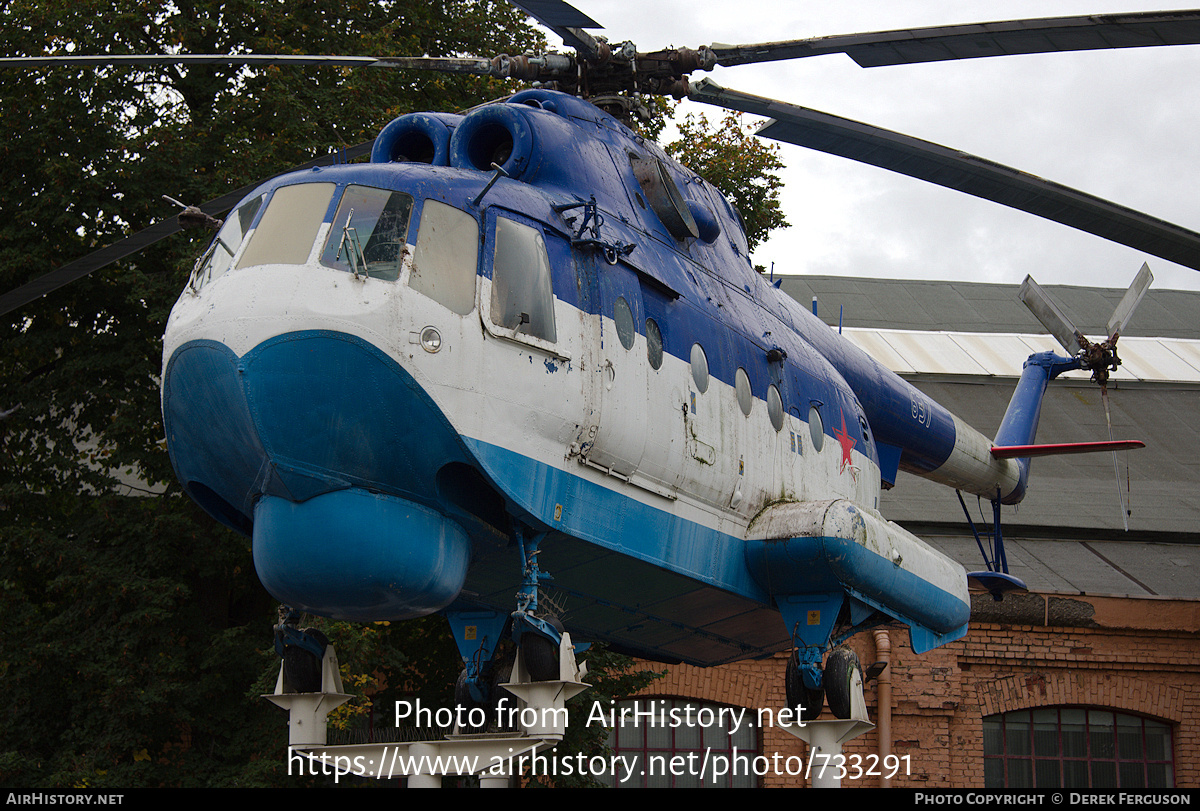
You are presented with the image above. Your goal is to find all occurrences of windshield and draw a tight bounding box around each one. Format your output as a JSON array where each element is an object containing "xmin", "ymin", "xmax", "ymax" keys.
[
  {"xmin": 320, "ymin": 185, "xmax": 414, "ymax": 281},
  {"xmin": 235, "ymin": 183, "xmax": 335, "ymax": 270},
  {"xmin": 191, "ymin": 193, "xmax": 264, "ymax": 289}
]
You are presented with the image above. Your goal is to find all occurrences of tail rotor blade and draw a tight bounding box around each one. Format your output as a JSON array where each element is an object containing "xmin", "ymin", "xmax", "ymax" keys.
[
  {"xmin": 1017, "ymin": 275, "xmax": 1085, "ymax": 356},
  {"xmin": 1106, "ymin": 262, "xmax": 1154, "ymax": 341},
  {"xmin": 1102, "ymin": 387, "xmax": 1131, "ymax": 532}
]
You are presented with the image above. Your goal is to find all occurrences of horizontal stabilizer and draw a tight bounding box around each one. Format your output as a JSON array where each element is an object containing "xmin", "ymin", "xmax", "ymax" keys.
[
  {"xmin": 990, "ymin": 440, "xmax": 1144, "ymax": 459},
  {"xmin": 967, "ymin": 571, "xmax": 1028, "ymax": 603}
]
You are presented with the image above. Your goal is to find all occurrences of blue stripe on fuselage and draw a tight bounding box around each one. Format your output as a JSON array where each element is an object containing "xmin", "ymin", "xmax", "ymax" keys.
[
  {"xmin": 466, "ymin": 436, "xmax": 970, "ymax": 643},
  {"xmin": 463, "ymin": 436, "xmax": 769, "ymax": 603}
]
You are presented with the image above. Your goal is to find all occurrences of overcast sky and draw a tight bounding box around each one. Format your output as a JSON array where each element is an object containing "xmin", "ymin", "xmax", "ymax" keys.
[{"xmin": 543, "ymin": 1, "xmax": 1200, "ymax": 293}]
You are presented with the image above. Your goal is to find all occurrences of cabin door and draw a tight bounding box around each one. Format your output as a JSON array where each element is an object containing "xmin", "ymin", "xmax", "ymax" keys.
[{"xmin": 573, "ymin": 251, "xmax": 649, "ymax": 480}]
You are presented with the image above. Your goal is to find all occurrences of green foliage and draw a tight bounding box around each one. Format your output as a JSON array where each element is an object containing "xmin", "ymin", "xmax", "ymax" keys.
[
  {"xmin": 0, "ymin": 3, "xmax": 787, "ymax": 788},
  {"xmin": 295, "ymin": 615, "xmax": 463, "ymax": 740},
  {"xmin": 665, "ymin": 112, "xmax": 790, "ymax": 252},
  {"xmin": 0, "ymin": 0, "xmax": 541, "ymax": 788},
  {"xmin": 0, "ymin": 491, "xmax": 281, "ymax": 787},
  {"xmin": 628, "ymin": 97, "xmax": 678, "ymax": 142}
]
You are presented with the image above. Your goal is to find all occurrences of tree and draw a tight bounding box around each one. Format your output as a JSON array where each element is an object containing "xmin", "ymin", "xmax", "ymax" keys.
[
  {"xmin": 0, "ymin": 0, "xmax": 543, "ymax": 788},
  {"xmin": 666, "ymin": 112, "xmax": 790, "ymax": 253},
  {"xmin": 0, "ymin": 4, "xmax": 788, "ymax": 788}
]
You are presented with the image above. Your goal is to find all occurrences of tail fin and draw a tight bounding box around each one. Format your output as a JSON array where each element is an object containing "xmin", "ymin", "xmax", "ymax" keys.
[{"xmin": 990, "ymin": 351, "xmax": 1081, "ymax": 503}]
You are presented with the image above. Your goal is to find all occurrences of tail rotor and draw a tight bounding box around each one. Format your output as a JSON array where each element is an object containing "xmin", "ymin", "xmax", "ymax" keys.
[{"xmin": 1017, "ymin": 265, "xmax": 1154, "ymax": 529}]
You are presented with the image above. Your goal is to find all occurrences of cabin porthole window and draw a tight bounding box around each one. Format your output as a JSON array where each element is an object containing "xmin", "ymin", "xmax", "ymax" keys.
[
  {"xmin": 809, "ymin": 405, "xmax": 824, "ymax": 452},
  {"xmin": 646, "ymin": 318, "xmax": 663, "ymax": 370},
  {"xmin": 767, "ymin": 384, "xmax": 784, "ymax": 431},
  {"xmin": 690, "ymin": 343, "xmax": 709, "ymax": 393},
  {"xmin": 736, "ymin": 368, "xmax": 753, "ymax": 416},
  {"xmin": 614, "ymin": 297, "xmax": 635, "ymax": 350}
]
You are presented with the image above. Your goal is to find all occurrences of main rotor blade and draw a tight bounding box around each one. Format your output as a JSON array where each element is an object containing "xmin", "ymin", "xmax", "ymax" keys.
[
  {"xmin": 1106, "ymin": 262, "xmax": 1154, "ymax": 340},
  {"xmin": 709, "ymin": 9, "xmax": 1200, "ymax": 68},
  {"xmin": 507, "ymin": 0, "xmax": 604, "ymax": 59},
  {"xmin": 688, "ymin": 79, "xmax": 1200, "ymax": 272},
  {"xmin": 0, "ymin": 142, "xmax": 374, "ymax": 317},
  {"xmin": 1018, "ymin": 275, "xmax": 1085, "ymax": 357},
  {"xmin": 0, "ymin": 54, "xmax": 505, "ymax": 76},
  {"xmin": 507, "ymin": 0, "xmax": 600, "ymax": 29}
]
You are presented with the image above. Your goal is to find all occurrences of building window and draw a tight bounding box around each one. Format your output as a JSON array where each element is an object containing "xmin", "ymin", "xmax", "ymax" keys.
[
  {"xmin": 984, "ymin": 708, "xmax": 1173, "ymax": 788},
  {"xmin": 600, "ymin": 698, "xmax": 758, "ymax": 788}
]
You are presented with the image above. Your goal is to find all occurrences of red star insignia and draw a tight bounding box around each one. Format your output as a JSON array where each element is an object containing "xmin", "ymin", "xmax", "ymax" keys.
[{"xmin": 834, "ymin": 412, "xmax": 856, "ymax": 474}]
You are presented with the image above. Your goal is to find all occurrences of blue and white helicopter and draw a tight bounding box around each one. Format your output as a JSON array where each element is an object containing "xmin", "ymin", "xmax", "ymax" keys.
[{"xmin": 5, "ymin": 2, "xmax": 1196, "ymax": 719}]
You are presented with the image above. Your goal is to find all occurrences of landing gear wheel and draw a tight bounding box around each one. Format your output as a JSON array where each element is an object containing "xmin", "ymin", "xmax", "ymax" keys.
[
  {"xmin": 521, "ymin": 616, "xmax": 563, "ymax": 682},
  {"xmin": 825, "ymin": 648, "xmax": 862, "ymax": 720},
  {"xmin": 785, "ymin": 650, "xmax": 824, "ymax": 721},
  {"xmin": 454, "ymin": 669, "xmax": 488, "ymax": 733},
  {"xmin": 283, "ymin": 628, "xmax": 328, "ymax": 693}
]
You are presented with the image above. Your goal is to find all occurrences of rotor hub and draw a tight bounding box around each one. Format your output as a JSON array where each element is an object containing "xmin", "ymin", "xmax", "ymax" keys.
[{"xmin": 1078, "ymin": 337, "xmax": 1121, "ymax": 389}]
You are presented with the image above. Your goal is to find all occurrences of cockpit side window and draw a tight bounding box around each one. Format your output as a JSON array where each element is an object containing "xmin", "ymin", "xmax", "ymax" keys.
[
  {"xmin": 490, "ymin": 217, "xmax": 557, "ymax": 343},
  {"xmin": 191, "ymin": 193, "xmax": 264, "ymax": 289},
  {"xmin": 320, "ymin": 185, "xmax": 414, "ymax": 281},
  {"xmin": 236, "ymin": 183, "xmax": 335, "ymax": 270},
  {"xmin": 408, "ymin": 200, "xmax": 478, "ymax": 315}
]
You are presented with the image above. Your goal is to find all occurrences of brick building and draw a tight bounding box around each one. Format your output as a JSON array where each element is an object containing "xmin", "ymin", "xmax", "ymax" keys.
[{"xmin": 606, "ymin": 277, "xmax": 1200, "ymax": 789}]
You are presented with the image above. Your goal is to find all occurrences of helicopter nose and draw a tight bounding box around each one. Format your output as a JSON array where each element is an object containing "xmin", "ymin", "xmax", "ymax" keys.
[
  {"xmin": 162, "ymin": 328, "xmax": 477, "ymax": 618},
  {"xmin": 164, "ymin": 329, "xmax": 471, "ymax": 518}
]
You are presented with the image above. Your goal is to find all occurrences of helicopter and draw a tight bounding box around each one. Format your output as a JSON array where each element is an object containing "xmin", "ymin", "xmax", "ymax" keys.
[{"xmin": 3, "ymin": 1, "xmax": 1196, "ymax": 722}]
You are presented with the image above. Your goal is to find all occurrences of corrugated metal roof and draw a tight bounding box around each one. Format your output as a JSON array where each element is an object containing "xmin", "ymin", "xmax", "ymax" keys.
[
  {"xmin": 780, "ymin": 275, "xmax": 1200, "ymax": 339},
  {"xmin": 842, "ymin": 328, "xmax": 1200, "ymax": 382},
  {"xmin": 925, "ymin": 536, "xmax": 1200, "ymax": 599},
  {"xmin": 777, "ymin": 276, "xmax": 1200, "ymax": 601},
  {"xmin": 878, "ymin": 378, "xmax": 1200, "ymax": 536}
]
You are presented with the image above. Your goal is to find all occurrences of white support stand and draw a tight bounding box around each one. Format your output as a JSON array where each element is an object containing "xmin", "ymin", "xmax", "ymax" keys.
[
  {"xmin": 263, "ymin": 644, "xmax": 354, "ymax": 748},
  {"xmin": 779, "ymin": 662, "xmax": 875, "ymax": 788},
  {"xmin": 265, "ymin": 632, "xmax": 589, "ymax": 787}
]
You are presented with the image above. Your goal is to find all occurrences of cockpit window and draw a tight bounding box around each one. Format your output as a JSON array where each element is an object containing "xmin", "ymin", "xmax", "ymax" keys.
[
  {"xmin": 236, "ymin": 183, "xmax": 334, "ymax": 270},
  {"xmin": 490, "ymin": 217, "xmax": 556, "ymax": 343},
  {"xmin": 320, "ymin": 185, "xmax": 414, "ymax": 281},
  {"xmin": 408, "ymin": 200, "xmax": 478, "ymax": 314},
  {"xmin": 191, "ymin": 193, "xmax": 264, "ymax": 289}
]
